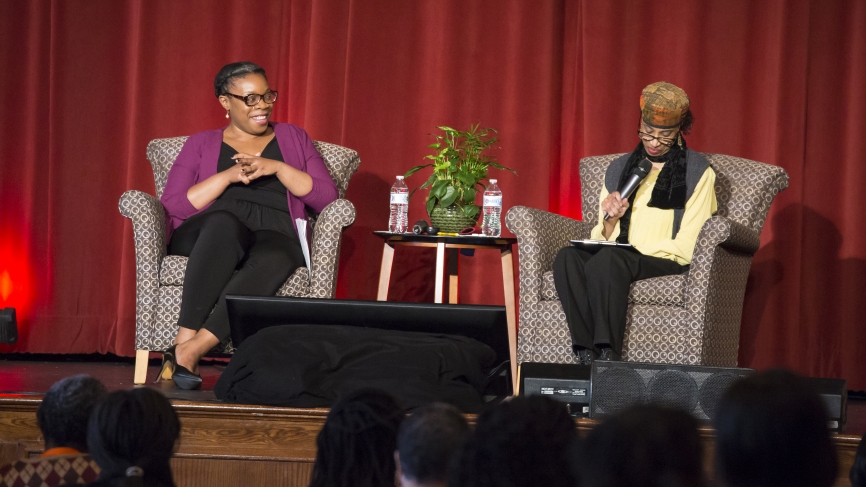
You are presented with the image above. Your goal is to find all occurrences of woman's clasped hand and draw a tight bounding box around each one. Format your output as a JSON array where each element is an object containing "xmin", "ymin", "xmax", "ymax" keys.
[{"xmin": 232, "ymin": 152, "xmax": 282, "ymax": 181}]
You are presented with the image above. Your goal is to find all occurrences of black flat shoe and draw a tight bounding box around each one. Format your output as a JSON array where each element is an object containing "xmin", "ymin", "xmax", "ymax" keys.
[
  {"xmin": 599, "ymin": 347, "xmax": 617, "ymax": 361},
  {"xmin": 154, "ymin": 345, "xmax": 177, "ymax": 384},
  {"xmin": 172, "ymin": 364, "xmax": 203, "ymax": 390}
]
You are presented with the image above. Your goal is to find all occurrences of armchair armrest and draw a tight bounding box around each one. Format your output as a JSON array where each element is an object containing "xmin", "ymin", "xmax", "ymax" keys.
[
  {"xmin": 118, "ymin": 190, "xmax": 167, "ymax": 349},
  {"xmin": 692, "ymin": 216, "xmax": 761, "ymax": 258},
  {"xmin": 683, "ymin": 215, "xmax": 762, "ymax": 365},
  {"xmin": 505, "ymin": 206, "xmax": 594, "ymax": 303},
  {"xmin": 685, "ymin": 215, "xmax": 760, "ymax": 310},
  {"xmin": 307, "ymin": 198, "xmax": 356, "ymax": 298}
]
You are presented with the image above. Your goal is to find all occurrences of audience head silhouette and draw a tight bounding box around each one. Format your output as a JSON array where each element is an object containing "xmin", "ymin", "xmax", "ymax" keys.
[
  {"xmin": 851, "ymin": 431, "xmax": 866, "ymax": 487},
  {"xmin": 714, "ymin": 369, "xmax": 837, "ymax": 487},
  {"xmin": 87, "ymin": 388, "xmax": 180, "ymax": 487},
  {"xmin": 37, "ymin": 374, "xmax": 107, "ymax": 453},
  {"xmin": 577, "ymin": 404, "xmax": 706, "ymax": 487},
  {"xmin": 396, "ymin": 403, "xmax": 469, "ymax": 487},
  {"xmin": 449, "ymin": 396, "xmax": 579, "ymax": 487},
  {"xmin": 309, "ymin": 389, "xmax": 404, "ymax": 487}
]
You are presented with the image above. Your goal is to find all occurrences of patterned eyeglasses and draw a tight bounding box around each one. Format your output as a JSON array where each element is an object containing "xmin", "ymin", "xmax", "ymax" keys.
[
  {"xmin": 638, "ymin": 130, "xmax": 675, "ymax": 147},
  {"xmin": 223, "ymin": 91, "xmax": 278, "ymax": 106}
]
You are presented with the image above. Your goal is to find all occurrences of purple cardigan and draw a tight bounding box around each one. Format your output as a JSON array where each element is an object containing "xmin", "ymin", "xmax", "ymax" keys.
[{"xmin": 160, "ymin": 123, "xmax": 338, "ymax": 241}]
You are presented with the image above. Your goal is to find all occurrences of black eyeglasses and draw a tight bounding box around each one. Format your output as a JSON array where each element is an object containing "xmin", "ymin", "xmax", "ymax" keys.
[
  {"xmin": 223, "ymin": 91, "xmax": 278, "ymax": 106},
  {"xmin": 638, "ymin": 130, "xmax": 675, "ymax": 147}
]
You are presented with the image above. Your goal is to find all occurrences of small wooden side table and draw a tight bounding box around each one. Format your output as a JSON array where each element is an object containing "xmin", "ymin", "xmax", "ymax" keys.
[{"xmin": 373, "ymin": 231, "xmax": 518, "ymax": 389}]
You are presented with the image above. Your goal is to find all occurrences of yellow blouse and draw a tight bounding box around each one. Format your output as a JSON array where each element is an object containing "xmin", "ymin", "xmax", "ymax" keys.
[{"xmin": 589, "ymin": 166, "xmax": 718, "ymax": 265}]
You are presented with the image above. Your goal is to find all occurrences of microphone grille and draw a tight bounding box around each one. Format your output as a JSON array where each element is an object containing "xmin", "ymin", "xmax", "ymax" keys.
[{"xmin": 636, "ymin": 159, "xmax": 653, "ymax": 175}]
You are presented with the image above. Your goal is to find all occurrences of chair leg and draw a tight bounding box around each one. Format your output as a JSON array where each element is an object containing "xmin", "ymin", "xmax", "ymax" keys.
[{"xmin": 134, "ymin": 349, "xmax": 150, "ymax": 384}]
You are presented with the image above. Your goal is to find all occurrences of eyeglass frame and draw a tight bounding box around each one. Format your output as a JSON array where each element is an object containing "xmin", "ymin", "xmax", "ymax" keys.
[
  {"xmin": 222, "ymin": 90, "xmax": 279, "ymax": 107},
  {"xmin": 637, "ymin": 130, "xmax": 677, "ymax": 147}
]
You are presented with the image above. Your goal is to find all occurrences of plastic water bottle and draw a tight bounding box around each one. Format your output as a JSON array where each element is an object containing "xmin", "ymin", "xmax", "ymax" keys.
[
  {"xmin": 482, "ymin": 179, "xmax": 502, "ymax": 237},
  {"xmin": 389, "ymin": 176, "xmax": 409, "ymax": 233}
]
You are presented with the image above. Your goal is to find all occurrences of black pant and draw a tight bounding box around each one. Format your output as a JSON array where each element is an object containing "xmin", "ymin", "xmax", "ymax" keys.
[
  {"xmin": 553, "ymin": 246, "xmax": 687, "ymax": 357},
  {"xmin": 167, "ymin": 210, "xmax": 305, "ymax": 342}
]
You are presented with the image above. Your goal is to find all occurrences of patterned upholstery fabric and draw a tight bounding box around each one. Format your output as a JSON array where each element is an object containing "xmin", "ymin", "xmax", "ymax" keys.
[
  {"xmin": 541, "ymin": 270, "xmax": 686, "ymax": 306},
  {"xmin": 505, "ymin": 152, "xmax": 788, "ymax": 367},
  {"xmin": 121, "ymin": 136, "xmax": 360, "ymax": 355},
  {"xmin": 0, "ymin": 454, "xmax": 99, "ymax": 487}
]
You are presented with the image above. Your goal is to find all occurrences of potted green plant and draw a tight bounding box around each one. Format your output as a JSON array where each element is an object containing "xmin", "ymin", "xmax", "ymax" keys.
[{"xmin": 405, "ymin": 124, "xmax": 515, "ymax": 233}]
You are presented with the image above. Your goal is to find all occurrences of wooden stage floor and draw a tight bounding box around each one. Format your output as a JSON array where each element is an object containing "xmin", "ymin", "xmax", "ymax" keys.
[{"xmin": 0, "ymin": 356, "xmax": 863, "ymax": 487}]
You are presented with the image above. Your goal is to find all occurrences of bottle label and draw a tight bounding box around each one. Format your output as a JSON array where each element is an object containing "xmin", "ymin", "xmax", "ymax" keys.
[
  {"xmin": 390, "ymin": 193, "xmax": 408, "ymax": 205},
  {"xmin": 483, "ymin": 195, "xmax": 502, "ymax": 207}
]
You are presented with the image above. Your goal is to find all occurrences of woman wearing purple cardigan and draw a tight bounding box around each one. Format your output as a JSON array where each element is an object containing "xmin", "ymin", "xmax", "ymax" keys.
[{"xmin": 157, "ymin": 62, "xmax": 338, "ymax": 389}]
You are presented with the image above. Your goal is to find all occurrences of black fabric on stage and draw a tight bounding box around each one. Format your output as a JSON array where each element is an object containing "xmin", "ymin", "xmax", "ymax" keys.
[
  {"xmin": 553, "ymin": 246, "xmax": 687, "ymax": 356},
  {"xmin": 214, "ymin": 324, "xmax": 497, "ymax": 412}
]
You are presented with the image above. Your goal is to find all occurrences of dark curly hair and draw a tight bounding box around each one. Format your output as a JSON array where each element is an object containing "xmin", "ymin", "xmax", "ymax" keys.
[
  {"xmin": 87, "ymin": 388, "xmax": 181, "ymax": 487},
  {"xmin": 449, "ymin": 396, "xmax": 579, "ymax": 487},
  {"xmin": 397, "ymin": 403, "xmax": 469, "ymax": 484},
  {"xmin": 309, "ymin": 389, "xmax": 404, "ymax": 487},
  {"xmin": 851, "ymin": 431, "xmax": 866, "ymax": 487},
  {"xmin": 714, "ymin": 369, "xmax": 837, "ymax": 487},
  {"xmin": 213, "ymin": 61, "xmax": 267, "ymax": 98},
  {"xmin": 577, "ymin": 404, "xmax": 706, "ymax": 487},
  {"xmin": 37, "ymin": 375, "xmax": 108, "ymax": 452}
]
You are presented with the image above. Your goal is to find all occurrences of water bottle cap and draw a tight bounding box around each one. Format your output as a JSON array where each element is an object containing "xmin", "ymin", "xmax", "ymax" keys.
[
  {"xmin": 489, "ymin": 179, "xmax": 497, "ymax": 184},
  {"xmin": 396, "ymin": 175, "xmax": 404, "ymax": 180}
]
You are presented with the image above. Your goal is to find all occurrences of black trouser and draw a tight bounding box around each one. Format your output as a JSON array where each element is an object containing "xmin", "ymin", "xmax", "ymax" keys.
[
  {"xmin": 167, "ymin": 210, "xmax": 304, "ymax": 343},
  {"xmin": 553, "ymin": 246, "xmax": 687, "ymax": 357}
]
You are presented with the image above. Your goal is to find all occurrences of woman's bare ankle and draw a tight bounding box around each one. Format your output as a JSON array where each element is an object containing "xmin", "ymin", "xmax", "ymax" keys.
[{"xmin": 174, "ymin": 340, "xmax": 200, "ymax": 374}]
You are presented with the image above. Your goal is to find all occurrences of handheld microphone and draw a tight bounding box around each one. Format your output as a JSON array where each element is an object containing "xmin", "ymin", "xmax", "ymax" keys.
[{"xmin": 604, "ymin": 159, "xmax": 653, "ymax": 221}]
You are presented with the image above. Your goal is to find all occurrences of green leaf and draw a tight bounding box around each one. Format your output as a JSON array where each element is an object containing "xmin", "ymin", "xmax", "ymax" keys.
[
  {"xmin": 488, "ymin": 162, "xmax": 517, "ymax": 174},
  {"xmin": 418, "ymin": 173, "xmax": 436, "ymax": 190},
  {"xmin": 431, "ymin": 179, "xmax": 449, "ymax": 199},
  {"xmin": 463, "ymin": 187, "xmax": 476, "ymax": 204},
  {"xmin": 463, "ymin": 204, "xmax": 479, "ymax": 218},
  {"xmin": 404, "ymin": 164, "xmax": 432, "ymax": 178},
  {"xmin": 457, "ymin": 170, "xmax": 476, "ymax": 186},
  {"xmin": 440, "ymin": 186, "xmax": 458, "ymax": 207},
  {"xmin": 426, "ymin": 198, "xmax": 435, "ymax": 216}
]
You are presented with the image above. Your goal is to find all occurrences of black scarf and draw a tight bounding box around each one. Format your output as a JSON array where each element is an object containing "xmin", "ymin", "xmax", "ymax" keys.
[{"xmin": 615, "ymin": 138, "xmax": 688, "ymax": 244}]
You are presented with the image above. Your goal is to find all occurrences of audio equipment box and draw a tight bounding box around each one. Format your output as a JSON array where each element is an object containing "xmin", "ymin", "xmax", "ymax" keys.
[
  {"xmin": 589, "ymin": 360, "xmax": 754, "ymax": 422},
  {"xmin": 808, "ymin": 377, "xmax": 847, "ymax": 432},
  {"xmin": 521, "ymin": 360, "xmax": 847, "ymax": 431},
  {"xmin": 519, "ymin": 362, "xmax": 592, "ymax": 417}
]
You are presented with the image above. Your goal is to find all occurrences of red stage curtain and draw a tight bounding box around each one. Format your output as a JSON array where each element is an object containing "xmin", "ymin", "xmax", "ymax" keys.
[{"xmin": 1, "ymin": 0, "xmax": 864, "ymax": 390}]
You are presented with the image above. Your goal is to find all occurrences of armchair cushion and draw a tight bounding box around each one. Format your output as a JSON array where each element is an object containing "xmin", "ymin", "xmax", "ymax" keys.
[
  {"xmin": 629, "ymin": 275, "xmax": 686, "ymax": 307},
  {"xmin": 159, "ymin": 255, "xmax": 188, "ymax": 286},
  {"xmin": 541, "ymin": 266, "xmax": 686, "ymax": 307},
  {"xmin": 541, "ymin": 271, "xmax": 558, "ymax": 301}
]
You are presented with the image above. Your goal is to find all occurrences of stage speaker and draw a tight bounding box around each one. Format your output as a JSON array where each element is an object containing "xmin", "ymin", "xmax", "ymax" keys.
[
  {"xmin": 806, "ymin": 377, "xmax": 847, "ymax": 432},
  {"xmin": 519, "ymin": 362, "xmax": 591, "ymax": 417},
  {"xmin": 590, "ymin": 360, "xmax": 754, "ymax": 421},
  {"xmin": 0, "ymin": 308, "xmax": 16, "ymax": 344}
]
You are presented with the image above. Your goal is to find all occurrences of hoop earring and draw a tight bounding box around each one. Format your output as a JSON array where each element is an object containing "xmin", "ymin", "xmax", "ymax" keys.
[{"xmin": 226, "ymin": 110, "xmax": 230, "ymax": 119}]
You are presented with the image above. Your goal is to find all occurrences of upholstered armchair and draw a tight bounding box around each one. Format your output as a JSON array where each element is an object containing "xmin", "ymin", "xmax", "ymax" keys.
[
  {"xmin": 119, "ymin": 137, "xmax": 360, "ymax": 383},
  {"xmin": 505, "ymin": 153, "xmax": 788, "ymax": 368}
]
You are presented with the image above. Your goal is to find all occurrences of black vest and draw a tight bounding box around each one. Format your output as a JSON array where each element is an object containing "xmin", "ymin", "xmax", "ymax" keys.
[{"xmin": 603, "ymin": 149, "xmax": 711, "ymax": 239}]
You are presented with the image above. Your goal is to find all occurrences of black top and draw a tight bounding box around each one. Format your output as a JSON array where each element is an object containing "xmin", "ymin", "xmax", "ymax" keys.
[
  {"xmin": 217, "ymin": 137, "xmax": 289, "ymax": 212},
  {"xmin": 200, "ymin": 136, "xmax": 299, "ymax": 239}
]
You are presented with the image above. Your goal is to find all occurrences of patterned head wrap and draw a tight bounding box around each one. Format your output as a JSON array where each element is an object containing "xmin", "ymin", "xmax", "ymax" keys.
[{"xmin": 640, "ymin": 82, "xmax": 690, "ymax": 129}]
